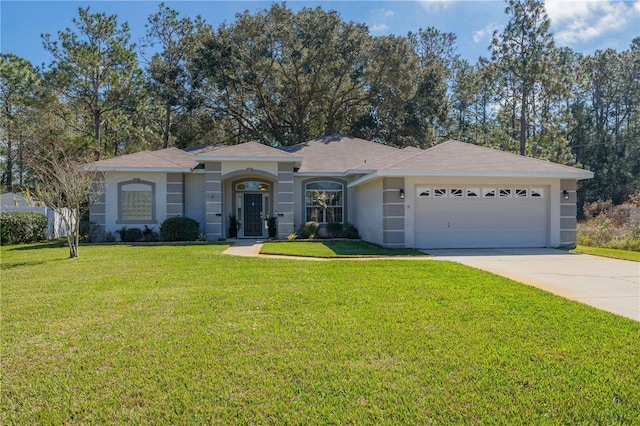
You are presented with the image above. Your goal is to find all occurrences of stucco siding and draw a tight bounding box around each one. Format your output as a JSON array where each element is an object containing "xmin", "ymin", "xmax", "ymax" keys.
[
  {"xmin": 354, "ymin": 179, "xmax": 383, "ymax": 246},
  {"xmin": 102, "ymin": 172, "xmax": 168, "ymax": 234},
  {"xmin": 185, "ymin": 173, "xmax": 206, "ymax": 233}
]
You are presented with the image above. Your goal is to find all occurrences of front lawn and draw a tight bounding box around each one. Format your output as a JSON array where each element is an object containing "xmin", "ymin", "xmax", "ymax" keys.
[
  {"xmin": 573, "ymin": 245, "xmax": 640, "ymax": 262},
  {"xmin": 260, "ymin": 240, "xmax": 426, "ymax": 257},
  {"xmin": 2, "ymin": 244, "xmax": 639, "ymax": 424}
]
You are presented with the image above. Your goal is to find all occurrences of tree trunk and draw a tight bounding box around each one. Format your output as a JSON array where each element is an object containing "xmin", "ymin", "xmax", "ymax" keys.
[
  {"xmin": 163, "ymin": 104, "xmax": 171, "ymax": 149},
  {"xmin": 519, "ymin": 90, "xmax": 527, "ymax": 156},
  {"xmin": 94, "ymin": 112, "xmax": 101, "ymax": 161},
  {"xmin": 5, "ymin": 104, "xmax": 13, "ymax": 191}
]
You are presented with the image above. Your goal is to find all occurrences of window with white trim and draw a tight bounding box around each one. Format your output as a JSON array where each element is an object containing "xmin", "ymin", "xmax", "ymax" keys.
[
  {"xmin": 434, "ymin": 188, "xmax": 447, "ymax": 197},
  {"xmin": 119, "ymin": 180, "xmax": 155, "ymax": 223},
  {"xmin": 451, "ymin": 188, "xmax": 463, "ymax": 197},
  {"xmin": 305, "ymin": 181, "xmax": 343, "ymax": 223},
  {"xmin": 466, "ymin": 188, "xmax": 479, "ymax": 198},
  {"xmin": 514, "ymin": 188, "xmax": 527, "ymax": 198}
]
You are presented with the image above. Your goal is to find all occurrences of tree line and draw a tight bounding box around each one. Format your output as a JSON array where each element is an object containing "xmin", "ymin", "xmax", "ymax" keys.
[{"xmin": 1, "ymin": 0, "xmax": 639, "ymax": 207}]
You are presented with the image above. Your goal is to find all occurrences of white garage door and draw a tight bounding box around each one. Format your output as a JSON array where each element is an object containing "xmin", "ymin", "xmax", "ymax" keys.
[{"xmin": 414, "ymin": 186, "xmax": 549, "ymax": 249}]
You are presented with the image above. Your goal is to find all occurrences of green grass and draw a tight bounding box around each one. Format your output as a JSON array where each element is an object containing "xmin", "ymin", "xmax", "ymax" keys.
[
  {"xmin": 2, "ymin": 243, "xmax": 639, "ymax": 424},
  {"xmin": 260, "ymin": 240, "xmax": 427, "ymax": 257},
  {"xmin": 574, "ymin": 245, "xmax": 640, "ymax": 262}
]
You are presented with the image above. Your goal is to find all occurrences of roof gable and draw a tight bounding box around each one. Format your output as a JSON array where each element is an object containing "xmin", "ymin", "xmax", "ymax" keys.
[
  {"xmin": 283, "ymin": 135, "xmax": 399, "ymax": 173},
  {"xmin": 195, "ymin": 141, "xmax": 301, "ymax": 161}
]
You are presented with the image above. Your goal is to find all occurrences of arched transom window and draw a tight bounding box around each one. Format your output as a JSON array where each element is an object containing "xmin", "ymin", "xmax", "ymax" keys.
[
  {"xmin": 236, "ymin": 181, "xmax": 270, "ymax": 191},
  {"xmin": 305, "ymin": 181, "xmax": 343, "ymax": 224}
]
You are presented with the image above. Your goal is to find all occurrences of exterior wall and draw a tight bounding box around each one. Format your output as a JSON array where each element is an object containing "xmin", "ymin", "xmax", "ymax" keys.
[
  {"xmin": 205, "ymin": 162, "xmax": 223, "ymax": 240},
  {"xmin": 560, "ymin": 179, "xmax": 578, "ymax": 247},
  {"xmin": 277, "ymin": 163, "xmax": 295, "ymax": 238},
  {"xmin": 89, "ymin": 178, "xmax": 106, "ymax": 238},
  {"xmin": 295, "ymin": 176, "xmax": 349, "ymax": 237},
  {"xmin": 185, "ymin": 173, "xmax": 206, "ymax": 233},
  {"xmin": 100, "ymin": 172, "xmax": 168, "ymax": 234},
  {"xmin": 354, "ymin": 179, "xmax": 384, "ymax": 246},
  {"xmin": 382, "ymin": 177, "xmax": 406, "ymax": 247},
  {"xmin": 166, "ymin": 173, "xmax": 184, "ymax": 218}
]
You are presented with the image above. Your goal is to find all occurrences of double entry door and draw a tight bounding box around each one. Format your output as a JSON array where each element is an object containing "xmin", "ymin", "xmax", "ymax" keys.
[{"xmin": 243, "ymin": 194, "xmax": 263, "ymax": 237}]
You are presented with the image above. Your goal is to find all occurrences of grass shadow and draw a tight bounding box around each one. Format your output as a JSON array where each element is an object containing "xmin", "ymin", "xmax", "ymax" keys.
[
  {"xmin": 5, "ymin": 240, "xmax": 67, "ymax": 251},
  {"xmin": 322, "ymin": 241, "xmax": 425, "ymax": 257}
]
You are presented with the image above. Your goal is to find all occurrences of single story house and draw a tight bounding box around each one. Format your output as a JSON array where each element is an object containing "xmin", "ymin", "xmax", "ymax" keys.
[{"xmin": 88, "ymin": 135, "xmax": 593, "ymax": 248}]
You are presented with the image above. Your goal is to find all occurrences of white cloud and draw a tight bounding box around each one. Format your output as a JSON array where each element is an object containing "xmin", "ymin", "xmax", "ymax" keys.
[
  {"xmin": 545, "ymin": 0, "xmax": 640, "ymax": 45},
  {"xmin": 370, "ymin": 23, "xmax": 390, "ymax": 33},
  {"xmin": 418, "ymin": 0, "xmax": 456, "ymax": 12},
  {"xmin": 473, "ymin": 23, "xmax": 502, "ymax": 44}
]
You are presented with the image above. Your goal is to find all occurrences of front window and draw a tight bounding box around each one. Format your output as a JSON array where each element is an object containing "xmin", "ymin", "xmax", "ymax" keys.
[
  {"xmin": 305, "ymin": 181, "xmax": 343, "ymax": 223},
  {"xmin": 118, "ymin": 180, "xmax": 155, "ymax": 223}
]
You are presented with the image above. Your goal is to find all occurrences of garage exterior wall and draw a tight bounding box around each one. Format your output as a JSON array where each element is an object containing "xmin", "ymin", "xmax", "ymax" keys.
[
  {"xmin": 382, "ymin": 177, "xmax": 405, "ymax": 247},
  {"xmin": 560, "ymin": 179, "xmax": 578, "ymax": 247}
]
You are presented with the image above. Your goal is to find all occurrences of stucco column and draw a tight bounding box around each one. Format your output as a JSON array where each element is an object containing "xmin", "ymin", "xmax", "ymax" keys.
[
  {"xmin": 560, "ymin": 179, "xmax": 578, "ymax": 247},
  {"xmin": 166, "ymin": 173, "xmax": 184, "ymax": 218},
  {"xmin": 382, "ymin": 177, "xmax": 406, "ymax": 248},
  {"xmin": 205, "ymin": 162, "xmax": 223, "ymax": 240},
  {"xmin": 276, "ymin": 163, "xmax": 295, "ymax": 238}
]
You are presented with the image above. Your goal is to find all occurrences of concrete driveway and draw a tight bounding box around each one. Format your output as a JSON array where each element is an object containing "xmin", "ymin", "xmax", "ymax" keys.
[{"xmin": 426, "ymin": 248, "xmax": 640, "ymax": 322}]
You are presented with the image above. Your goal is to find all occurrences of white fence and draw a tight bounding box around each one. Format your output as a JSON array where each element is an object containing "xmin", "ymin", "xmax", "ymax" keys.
[{"xmin": 0, "ymin": 205, "xmax": 73, "ymax": 240}]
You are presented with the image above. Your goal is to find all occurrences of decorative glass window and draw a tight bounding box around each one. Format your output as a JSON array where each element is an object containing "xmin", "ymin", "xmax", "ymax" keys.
[
  {"xmin": 434, "ymin": 188, "xmax": 447, "ymax": 197},
  {"xmin": 417, "ymin": 188, "xmax": 431, "ymax": 197},
  {"xmin": 451, "ymin": 188, "xmax": 463, "ymax": 198},
  {"xmin": 530, "ymin": 188, "xmax": 544, "ymax": 198},
  {"xmin": 499, "ymin": 188, "xmax": 512, "ymax": 198},
  {"xmin": 119, "ymin": 179, "xmax": 155, "ymax": 223},
  {"xmin": 305, "ymin": 181, "xmax": 343, "ymax": 223},
  {"xmin": 482, "ymin": 188, "xmax": 496, "ymax": 197},
  {"xmin": 466, "ymin": 188, "xmax": 479, "ymax": 198},
  {"xmin": 236, "ymin": 181, "xmax": 270, "ymax": 191},
  {"xmin": 515, "ymin": 188, "xmax": 528, "ymax": 198}
]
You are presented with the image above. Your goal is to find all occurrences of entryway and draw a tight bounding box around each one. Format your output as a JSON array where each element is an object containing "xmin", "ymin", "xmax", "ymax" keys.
[{"xmin": 243, "ymin": 194, "xmax": 263, "ymax": 237}]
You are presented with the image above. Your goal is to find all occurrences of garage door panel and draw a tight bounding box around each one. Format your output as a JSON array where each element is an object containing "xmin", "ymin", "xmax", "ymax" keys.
[{"xmin": 414, "ymin": 186, "xmax": 548, "ymax": 249}]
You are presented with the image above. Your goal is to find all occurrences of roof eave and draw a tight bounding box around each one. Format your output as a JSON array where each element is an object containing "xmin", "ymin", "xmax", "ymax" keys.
[
  {"xmin": 86, "ymin": 166, "xmax": 192, "ymax": 173},
  {"xmin": 349, "ymin": 170, "xmax": 593, "ymax": 187}
]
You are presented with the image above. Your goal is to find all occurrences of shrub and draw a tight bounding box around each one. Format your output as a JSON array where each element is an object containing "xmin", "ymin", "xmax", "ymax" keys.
[
  {"xmin": 578, "ymin": 200, "xmax": 640, "ymax": 251},
  {"xmin": 326, "ymin": 222, "xmax": 343, "ymax": 238},
  {"xmin": 0, "ymin": 211, "xmax": 48, "ymax": 244},
  {"xmin": 297, "ymin": 221, "xmax": 319, "ymax": 239},
  {"xmin": 160, "ymin": 216, "xmax": 200, "ymax": 241},
  {"xmin": 142, "ymin": 225, "xmax": 159, "ymax": 242},
  {"xmin": 103, "ymin": 231, "xmax": 116, "ymax": 242},
  {"xmin": 343, "ymin": 222, "xmax": 360, "ymax": 239},
  {"xmin": 122, "ymin": 227, "xmax": 143, "ymax": 242}
]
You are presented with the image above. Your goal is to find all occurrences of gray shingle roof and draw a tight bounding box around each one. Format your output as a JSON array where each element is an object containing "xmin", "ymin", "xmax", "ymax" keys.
[
  {"xmin": 195, "ymin": 141, "xmax": 301, "ymax": 161},
  {"xmin": 89, "ymin": 148, "xmax": 198, "ymax": 170},
  {"xmin": 85, "ymin": 137, "xmax": 593, "ymax": 179},
  {"xmin": 283, "ymin": 135, "xmax": 399, "ymax": 173},
  {"xmin": 376, "ymin": 140, "xmax": 592, "ymax": 177}
]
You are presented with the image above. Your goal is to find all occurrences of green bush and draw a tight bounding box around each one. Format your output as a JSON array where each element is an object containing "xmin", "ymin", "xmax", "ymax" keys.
[
  {"xmin": 142, "ymin": 225, "xmax": 159, "ymax": 242},
  {"xmin": 160, "ymin": 216, "xmax": 200, "ymax": 241},
  {"xmin": 326, "ymin": 222, "xmax": 360, "ymax": 239},
  {"xmin": 297, "ymin": 221, "xmax": 319, "ymax": 239},
  {"xmin": 0, "ymin": 211, "xmax": 48, "ymax": 245},
  {"xmin": 343, "ymin": 222, "xmax": 360, "ymax": 239},
  {"xmin": 122, "ymin": 227, "xmax": 143, "ymax": 242}
]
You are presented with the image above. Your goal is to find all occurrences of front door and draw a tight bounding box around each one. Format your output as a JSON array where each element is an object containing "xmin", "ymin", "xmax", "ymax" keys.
[{"xmin": 244, "ymin": 194, "xmax": 263, "ymax": 237}]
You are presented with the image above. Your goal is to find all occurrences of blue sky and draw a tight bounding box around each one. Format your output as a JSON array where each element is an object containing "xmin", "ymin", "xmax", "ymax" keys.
[{"xmin": 1, "ymin": 1, "xmax": 639, "ymax": 69}]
